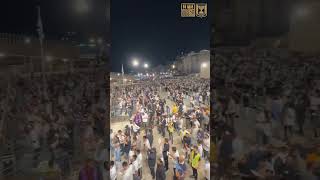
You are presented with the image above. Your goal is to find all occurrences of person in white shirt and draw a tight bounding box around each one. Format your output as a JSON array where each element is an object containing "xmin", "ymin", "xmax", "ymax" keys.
[
  {"xmin": 199, "ymin": 95, "xmax": 203, "ymax": 104},
  {"xmin": 122, "ymin": 161, "xmax": 133, "ymax": 180},
  {"xmin": 198, "ymin": 143, "xmax": 203, "ymax": 158},
  {"xmin": 131, "ymin": 155, "xmax": 139, "ymax": 178},
  {"xmin": 136, "ymin": 149, "xmax": 143, "ymax": 177},
  {"xmin": 132, "ymin": 122, "xmax": 140, "ymax": 134},
  {"xmin": 193, "ymin": 119, "xmax": 201, "ymax": 129},
  {"xmin": 109, "ymin": 161, "xmax": 117, "ymax": 180},
  {"xmin": 129, "ymin": 147, "xmax": 135, "ymax": 161},
  {"xmin": 143, "ymin": 136, "xmax": 151, "ymax": 151},
  {"xmin": 178, "ymin": 118, "xmax": 184, "ymax": 132},
  {"xmin": 204, "ymin": 158, "xmax": 210, "ymax": 180},
  {"xmin": 183, "ymin": 104, "xmax": 187, "ymax": 113},
  {"xmin": 142, "ymin": 112, "xmax": 149, "ymax": 130},
  {"xmin": 203, "ymin": 134, "xmax": 210, "ymax": 159}
]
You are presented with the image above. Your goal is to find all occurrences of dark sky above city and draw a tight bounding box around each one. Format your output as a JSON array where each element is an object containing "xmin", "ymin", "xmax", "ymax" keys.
[
  {"xmin": 0, "ymin": 0, "xmax": 109, "ymax": 42},
  {"xmin": 111, "ymin": 0, "xmax": 210, "ymax": 72},
  {"xmin": 0, "ymin": 0, "xmax": 209, "ymax": 72}
]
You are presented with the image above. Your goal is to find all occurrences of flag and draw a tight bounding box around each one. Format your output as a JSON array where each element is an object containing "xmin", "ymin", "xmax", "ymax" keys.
[
  {"xmin": 36, "ymin": 6, "xmax": 45, "ymax": 41},
  {"xmin": 121, "ymin": 64, "xmax": 124, "ymax": 76}
]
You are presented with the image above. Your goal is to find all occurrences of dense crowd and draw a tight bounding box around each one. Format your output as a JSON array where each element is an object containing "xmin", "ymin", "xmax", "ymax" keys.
[
  {"xmin": 212, "ymin": 48, "xmax": 320, "ymax": 180},
  {"xmin": 0, "ymin": 72, "xmax": 108, "ymax": 178},
  {"xmin": 110, "ymin": 77, "xmax": 210, "ymax": 180}
]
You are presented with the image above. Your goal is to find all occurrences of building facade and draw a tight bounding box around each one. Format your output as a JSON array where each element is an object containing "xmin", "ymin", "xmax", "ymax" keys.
[
  {"xmin": 0, "ymin": 33, "xmax": 108, "ymax": 76},
  {"xmin": 174, "ymin": 50, "xmax": 210, "ymax": 78}
]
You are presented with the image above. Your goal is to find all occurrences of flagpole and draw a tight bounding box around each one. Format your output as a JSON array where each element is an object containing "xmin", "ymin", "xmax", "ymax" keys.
[
  {"xmin": 37, "ymin": 6, "xmax": 47, "ymax": 100},
  {"xmin": 121, "ymin": 64, "xmax": 124, "ymax": 84}
]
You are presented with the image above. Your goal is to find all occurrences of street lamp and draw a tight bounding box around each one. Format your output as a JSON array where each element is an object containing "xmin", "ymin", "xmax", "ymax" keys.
[
  {"xmin": 172, "ymin": 65, "xmax": 176, "ymax": 69},
  {"xmin": 144, "ymin": 63, "xmax": 149, "ymax": 68},
  {"xmin": 201, "ymin": 62, "xmax": 208, "ymax": 68},
  {"xmin": 132, "ymin": 59, "xmax": 139, "ymax": 67}
]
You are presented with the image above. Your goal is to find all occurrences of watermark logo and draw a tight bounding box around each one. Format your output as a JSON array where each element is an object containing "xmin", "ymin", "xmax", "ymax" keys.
[
  {"xmin": 181, "ymin": 3, "xmax": 196, "ymax": 17},
  {"xmin": 181, "ymin": 3, "xmax": 207, "ymax": 18},
  {"xmin": 196, "ymin": 3, "xmax": 207, "ymax": 18}
]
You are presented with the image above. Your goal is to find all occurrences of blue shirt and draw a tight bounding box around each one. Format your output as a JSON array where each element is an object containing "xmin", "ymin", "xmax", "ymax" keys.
[
  {"xmin": 175, "ymin": 162, "xmax": 187, "ymax": 175},
  {"xmin": 114, "ymin": 148, "xmax": 121, "ymax": 162}
]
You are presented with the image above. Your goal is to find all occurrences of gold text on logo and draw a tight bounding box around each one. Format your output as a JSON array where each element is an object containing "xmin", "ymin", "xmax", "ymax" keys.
[{"xmin": 181, "ymin": 3, "xmax": 195, "ymax": 17}]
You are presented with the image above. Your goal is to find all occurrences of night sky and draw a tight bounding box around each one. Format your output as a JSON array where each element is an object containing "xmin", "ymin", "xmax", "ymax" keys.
[
  {"xmin": 0, "ymin": 0, "xmax": 109, "ymax": 42},
  {"xmin": 0, "ymin": 0, "xmax": 209, "ymax": 72},
  {"xmin": 111, "ymin": 0, "xmax": 210, "ymax": 72}
]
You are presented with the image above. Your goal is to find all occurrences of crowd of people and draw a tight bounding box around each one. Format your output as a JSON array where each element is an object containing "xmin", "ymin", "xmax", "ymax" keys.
[
  {"xmin": 0, "ymin": 71, "xmax": 108, "ymax": 178},
  {"xmin": 110, "ymin": 76, "xmax": 210, "ymax": 180},
  {"xmin": 212, "ymin": 48, "xmax": 320, "ymax": 180}
]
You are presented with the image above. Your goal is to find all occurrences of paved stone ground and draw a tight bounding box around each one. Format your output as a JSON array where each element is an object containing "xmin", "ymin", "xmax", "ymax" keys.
[{"xmin": 111, "ymin": 90, "xmax": 207, "ymax": 180}]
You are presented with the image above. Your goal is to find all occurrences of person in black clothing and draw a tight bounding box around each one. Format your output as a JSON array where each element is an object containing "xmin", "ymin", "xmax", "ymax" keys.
[
  {"xmin": 148, "ymin": 148, "xmax": 157, "ymax": 179},
  {"xmin": 156, "ymin": 158, "xmax": 166, "ymax": 180},
  {"xmin": 160, "ymin": 116, "xmax": 166, "ymax": 137},
  {"xmin": 147, "ymin": 129, "xmax": 154, "ymax": 148},
  {"xmin": 295, "ymin": 93, "xmax": 309, "ymax": 136},
  {"xmin": 163, "ymin": 138, "xmax": 170, "ymax": 171},
  {"xmin": 183, "ymin": 133, "xmax": 192, "ymax": 149},
  {"xmin": 123, "ymin": 135, "xmax": 131, "ymax": 159}
]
